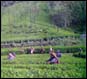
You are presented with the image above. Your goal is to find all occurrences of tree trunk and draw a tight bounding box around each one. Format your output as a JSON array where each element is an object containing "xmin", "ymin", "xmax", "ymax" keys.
[{"xmin": 64, "ymin": 18, "xmax": 67, "ymax": 28}]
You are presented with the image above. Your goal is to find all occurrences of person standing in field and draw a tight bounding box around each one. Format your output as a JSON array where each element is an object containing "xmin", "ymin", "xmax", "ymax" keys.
[
  {"xmin": 8, "ymin": 52, "xmax": 16, "ymax": 60},
  {"xmin": 8, "ymin": 48, "xmax": 16, "ymax": 60},
  {"xmin": 79, "ymin": 48, "xmax": 83, "ymax": 53},
  {"xmin": 26, "ymin": 47, "xmax": 31, "ymax": 54},
  {"xmin": 30, "ymin": 47, "xmax": 35, "ymax": 54},
  {"xmin": 46, "ymin": 48, "xmax": 59, "ymax": 64},
  {"xmin": 40, "ymin": 46, "xmax": 45, "ymax": 54}
]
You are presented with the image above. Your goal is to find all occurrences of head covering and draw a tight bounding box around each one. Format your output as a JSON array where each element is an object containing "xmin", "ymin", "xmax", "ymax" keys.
[{"xmin": 50, "ymin": 48, "xmax": 52, "ymax": 51}]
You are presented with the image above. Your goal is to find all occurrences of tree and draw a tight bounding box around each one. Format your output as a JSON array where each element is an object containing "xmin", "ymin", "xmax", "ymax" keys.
[
  {"xmin": 69, "ymin": 1, "xmax": 86, "ymax": 33},
  {"xmin": 47, "ymin": 1, "xmax": 86, "ymax": 33},
  {"xmin": 48, "ymin": 1, "xmax": 72, "ymax": 28}
]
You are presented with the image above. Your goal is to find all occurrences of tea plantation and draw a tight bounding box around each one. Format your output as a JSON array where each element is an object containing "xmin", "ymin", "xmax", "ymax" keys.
[{"xmin": 1, "ymin": 53, "xmax": 86, "ymax": 78}]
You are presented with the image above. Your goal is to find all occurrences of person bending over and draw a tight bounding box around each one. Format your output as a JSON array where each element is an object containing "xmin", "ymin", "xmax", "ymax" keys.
[{"xmin": 46, "ymin": 49, "xmax": 59, "ymax": 64}]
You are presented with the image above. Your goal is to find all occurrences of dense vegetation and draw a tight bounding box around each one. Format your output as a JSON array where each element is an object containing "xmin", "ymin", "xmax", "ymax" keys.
[
  {"xmin": 1, "ymin": 45, "xmax": 86, "ymax": 55},
  {"xmin": 1, "ymin": 54, "xmax": 86, "ymax": 78},
  {"xmin": 1, "ymin": 1, "xmax": 86, "ymax": 78},
  {"xmin": 1, "ymin": 1, "xmax": 86, "ymax": 41}
]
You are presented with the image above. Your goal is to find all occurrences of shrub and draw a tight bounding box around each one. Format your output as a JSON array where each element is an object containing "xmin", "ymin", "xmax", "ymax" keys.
[
  {"xmin": 73, "ymin": 52, "xmax": 86, "ymax": 58},
  {"xmin": 1, "ymin": 45, "xmax": 86, "ymax": 55}
]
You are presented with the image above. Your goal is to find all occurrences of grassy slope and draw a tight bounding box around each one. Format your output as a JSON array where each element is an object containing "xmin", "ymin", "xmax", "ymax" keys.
[{"xmin": 1, "ymin": 2, "xmax": 78, "ymax": 42}]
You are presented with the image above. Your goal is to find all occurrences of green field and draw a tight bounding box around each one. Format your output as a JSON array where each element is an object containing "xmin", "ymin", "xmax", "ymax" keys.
[
  {"xmin": 1, "ymin": 53, "xmax": 86, "ymax": 78},
  {"xmin": 1, "ymin": 1, "xmax": 86, "ymax": 78}
]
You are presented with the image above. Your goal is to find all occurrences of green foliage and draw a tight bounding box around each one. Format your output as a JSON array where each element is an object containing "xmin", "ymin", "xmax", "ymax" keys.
[
  {"xmin": 1, "ymin": 1, "xmax": 80, "ymax": 42},
  {"xmin": 73, "ymin": 52, "xmax": 86, "ymax": 58},
  {"xmin": 1, "ymin": 54, "xmax": 86, "ymax": 78},
  {"xmin": 1, "ymin": 45, "xmax": 86, "ymax": 55},
  {"xmin": 70, "ymin": 1, "xmax": 86, "ymax": 33}
]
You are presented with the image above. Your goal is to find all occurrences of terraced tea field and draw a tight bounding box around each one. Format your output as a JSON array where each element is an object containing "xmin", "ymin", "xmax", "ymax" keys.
[{"xmin": 1, "ymin": 53, "xmax": 86, "ymax": 78}]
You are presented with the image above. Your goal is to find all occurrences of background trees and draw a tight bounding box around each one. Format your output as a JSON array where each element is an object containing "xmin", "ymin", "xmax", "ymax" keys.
[
  {"xmin": 1, "ymin": 1, "xmax": 86, "ymax": 33},
  {"xmin": 46, "ymin": 1, "xmax": 86, "ymax": 33}
]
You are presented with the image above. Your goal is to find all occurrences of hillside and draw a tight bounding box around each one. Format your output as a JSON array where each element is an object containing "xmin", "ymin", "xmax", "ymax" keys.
[{"xmin": 1, "ymin": 1, "xmax": 79, "ymax": 42}]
